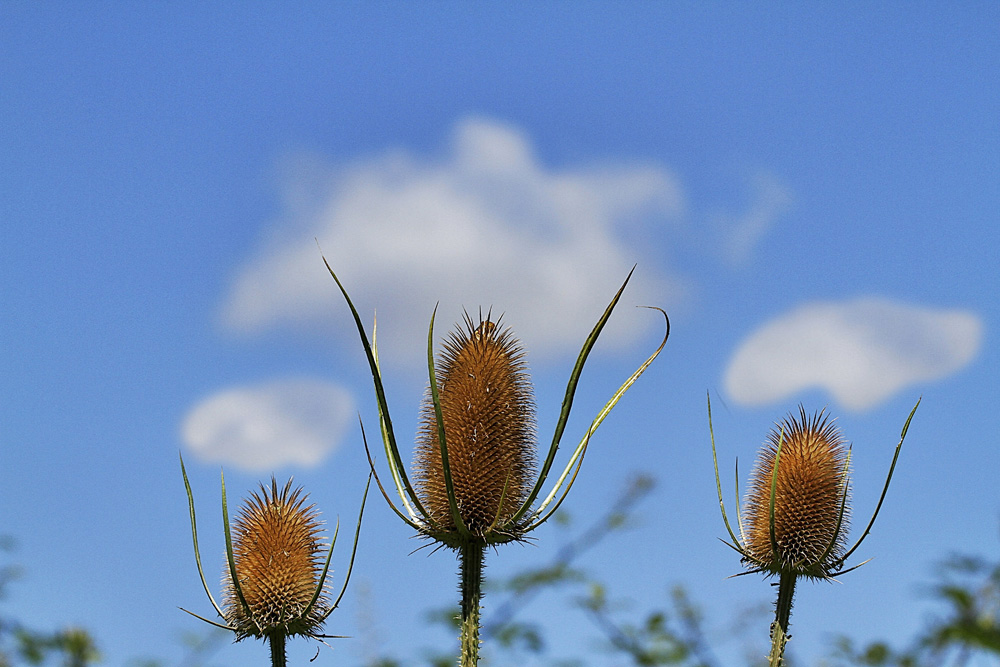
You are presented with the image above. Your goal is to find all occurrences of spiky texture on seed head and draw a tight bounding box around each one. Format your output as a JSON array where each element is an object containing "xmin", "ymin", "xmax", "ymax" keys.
[
  {"xmin": 224, "ymin": 478, "xmax": 329, "ymax": 640},
  {"xmin": 414, "ymin": 314, "xmax": 537, "ymax": 544},
  {"xmin": 744, "ymin": 407, "xmax": 850, "ymax": 579}
]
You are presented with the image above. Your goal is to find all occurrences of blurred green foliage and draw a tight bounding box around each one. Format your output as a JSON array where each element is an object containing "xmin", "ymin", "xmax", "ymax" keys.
[
  {"xmin": 827, "ymin": 549, "xmax": 1000, "ymax": 667},
  {"xmin": 364, "ymin": 476, "xmax": 1000, "ymax": 667},
  {"xmin": 0, "ymin": 538, "xmax": 98, "ymax": 667},
  {"xmin": 3, "ymin": 477, "xmax": 998, "ymax": 665}
]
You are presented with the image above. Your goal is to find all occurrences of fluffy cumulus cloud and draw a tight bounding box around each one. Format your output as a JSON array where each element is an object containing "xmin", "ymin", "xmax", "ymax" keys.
[
  {"xmin": 724, "ymin": 298, "xmax": 983, "ymax": 411},
  {"xmin": 221, "ymin": 117, "xmax": 685, "ymax": 364},
  {"xmin": 182, "ymin": 379, "xmax": 354, "ymax": 471}
]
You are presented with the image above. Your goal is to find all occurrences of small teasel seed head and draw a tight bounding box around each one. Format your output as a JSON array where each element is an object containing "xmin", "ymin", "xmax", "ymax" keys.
[
  {"xmin": 744, "ymin": 407, "xmax": 850, "ymax": 578},
  {"xmin": 224, "ymin": 478, "xmax": 329, "ymax": 640},
  {"xmin": 414, "ymin": 313, "xmax": 537, "ymax": 543}
]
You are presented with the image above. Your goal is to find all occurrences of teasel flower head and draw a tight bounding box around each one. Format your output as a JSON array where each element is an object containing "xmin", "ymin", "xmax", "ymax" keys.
[
  {"xmin": 742, "ymin": 408, "xmax": 850, "ymax": 579},
  {"xmin": 179, "ymin": 456, "xmax": 370, "ymax": 648},
  {"xmin": 321, "ymin": 258, "xmax": 670, "ymax": 550},
  {"xmin": 222, "ymin": 478, "xmax": 329, "ymax": 639},
  {"xmin": 709, "ymin": 395, "xmax": 920, "ymax": 581},
  {"xmin": 413, "ymin": 314, "xmax": 537, "ymax": 545}
]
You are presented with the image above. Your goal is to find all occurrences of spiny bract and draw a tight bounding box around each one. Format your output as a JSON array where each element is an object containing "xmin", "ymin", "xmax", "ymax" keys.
[
  {"xmin": 224, "ymin": 478, "xmax": 329, "ymax": 640},
  {"xmin": 744, "ymin": 407, "xmax": 850, "ymax": 579},
  {"xmin": 414, "ymin": 314, "xmax": 537, "ymax": 543}
]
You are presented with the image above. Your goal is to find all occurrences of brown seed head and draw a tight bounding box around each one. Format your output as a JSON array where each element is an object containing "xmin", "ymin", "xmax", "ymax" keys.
[
  {"xmin": 414, "ymin": 314, "xmax": 537, "ymax": 543},
  {"xmin": 744, "ymin": 407, "xmax": 850, "ymax": 578},
  {"xmin": 224, "ymin": 478, "xmax": 328, "ymax": 639}
]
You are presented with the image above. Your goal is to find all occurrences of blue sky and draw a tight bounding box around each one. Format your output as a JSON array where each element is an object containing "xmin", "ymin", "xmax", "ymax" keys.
[{"xmin": 2, "ymin": 3, "xmax": 997, "ymax": 665}]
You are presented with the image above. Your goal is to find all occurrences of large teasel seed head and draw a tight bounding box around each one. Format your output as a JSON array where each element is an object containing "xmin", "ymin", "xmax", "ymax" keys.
[
  {"xmin": 414, "ymin": 314, "xmax": 537, "ymax": 541},
  {"xmin": 744, "ymin": 407, "xmax": 850, "ymax": 578},
  {"xmin": 224, "ymin": 478, "xmax": 329, "ymax": 639}
]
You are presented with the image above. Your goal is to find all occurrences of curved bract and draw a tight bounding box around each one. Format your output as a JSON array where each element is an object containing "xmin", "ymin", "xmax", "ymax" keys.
[{"xmin": 323, "ymin": 256, "xmax": 671, "ymax": 550}]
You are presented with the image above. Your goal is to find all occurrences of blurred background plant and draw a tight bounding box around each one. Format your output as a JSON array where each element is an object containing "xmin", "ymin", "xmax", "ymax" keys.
[
  {"xmin": 358, "ymin": 475, "xmax": 1000, "ymax": 667},
  {"xmin": 826, "ymin": 546, "xmax": 1000, "ymax": 667},
  {"xmin": 0, "ymin": 536, "xmax": 98, "ymax": 667},
  {"xmin": 3, "ymin": 485, "xmax": 997, "ymax": 666}
]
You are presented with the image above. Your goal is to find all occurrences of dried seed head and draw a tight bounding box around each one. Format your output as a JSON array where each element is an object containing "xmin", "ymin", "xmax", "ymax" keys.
[
  {"xmin": 414, "ymin": 314, "xmax": 537, "ymax": 543},
  {"xmin": 744, "ymin": 407, "xmax": 850, "ymax": 578},
  {"xmin": 224, "ymin": 479, "xmax": 328, "ymax": 639}
]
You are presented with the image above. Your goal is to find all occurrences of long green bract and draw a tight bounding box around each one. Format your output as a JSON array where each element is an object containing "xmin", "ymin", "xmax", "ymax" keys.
[
  {"xmin": 302, "ymin": 517, "xmax": 339, "ymax": 624},
  {"xmin": 324, "ymin": 472, "xmax": 373, "ymax": 620},
  {"xmin": 359, "ymin": 419, "xmax": 423, "ymax": 530},
  {"xmin": 532, "ymin": 306, "xmax": 669, "ymax": 522},
  {"xmin": 486, "ymin": 472, "xmax": 514, "ymax": 535},
  {"xmin": 834, "ymin": 398, "xmax": 920, "ymax": 569},
  {"xmin": 427, "ymin": 304, "xmax": 469, "ymax": 538},
  {"xmin": 221, "ymin": 470, "xmax": 258, "ymax": 635},
  {"xmin": 709, "ymin": 394, "xmax": 744, "ymax": 552},
  {"xmin": 179, "ymin": 454, "xmax": 226, "ymax": 620},
  {"xmin": 322, "ymin": 254, "xmax": 433, "ymax": 525},
  {"xmin": 371, "ymin": 323, "xmax": 421, "ymax": 524},
  {"xmin": 511, "ymin": 267, "xmax": 635, "ymax": 525},
  {"xmin": 735, "ymin": 457, "xmax": 746, "ymax": 545},
  {"xmin": 523, "ymin": 430, "xmax": 590, "ymax": 531},
  {"xmin": 816, "ymin": 447, "xmax": 853, "ymax": 571},
  {"xmin": 768, "ymin": 428, "xmax": 786, "ymax": 570}
]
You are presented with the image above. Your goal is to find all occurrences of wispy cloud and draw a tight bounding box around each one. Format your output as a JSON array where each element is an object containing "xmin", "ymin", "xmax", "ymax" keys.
[
  {"xmin": 181, "ymin": 379, "xmax": 354, "ymax": 471},
  {"xmin": 221, "ymin": 117, "xmax": 685, "ymax": 364},
  {"xmin": 716, "ymin": 170, "xmax": 793, "ymax": 267},
  {"xmin": 724, "ymin": 298, "xmax": 983, "ymax": 411}
]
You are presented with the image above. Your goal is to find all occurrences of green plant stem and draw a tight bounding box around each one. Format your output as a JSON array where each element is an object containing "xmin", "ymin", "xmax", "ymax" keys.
[
  {"xmin": 768, "ymin": 572, "xmax": 797, "ymax": 667},
  {"xmin": 459, "ymin": 543, "xmax": 486, "ymax": 666},
  {"xmin": 269, "ymin": 632, "xmax": 287, "ymax": 667}
]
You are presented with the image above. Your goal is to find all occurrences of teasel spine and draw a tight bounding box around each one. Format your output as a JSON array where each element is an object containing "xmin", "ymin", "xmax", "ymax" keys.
[
  {"xmin": 768, "ymin": 571, "xmax": 796, "ymax": 666},
  {"xmin": 460, "ymin": 545, "xmax": 486, "ymax": 664}
]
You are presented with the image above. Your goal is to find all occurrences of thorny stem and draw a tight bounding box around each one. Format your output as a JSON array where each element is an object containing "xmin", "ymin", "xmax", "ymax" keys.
[
  {"xmin": 459, "ymin": 544, "xmax": 486, "ymax": 666},
  {"xmin": 768, "ymin": 572, "xmax": 797, "ymax": 667},
  {"xmin": 269, "ymin": 632, "xmax": 287, "ymax": 667}
]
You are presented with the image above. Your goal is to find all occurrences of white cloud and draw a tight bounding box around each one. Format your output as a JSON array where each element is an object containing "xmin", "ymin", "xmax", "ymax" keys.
[
  {"xmin": 181, "ymin": 379, "xmax": 354, "ymax": 471},
  {"xmin": 724, "ymin": 298, "xmax": 983, "ymax": 411},
  {"xmin": 221, "ymin": 117, "xmax": 684, "ymax": 364},
  {"xmin": 718, "ymin": 171, "xmax": 793, "ymax": 266}
]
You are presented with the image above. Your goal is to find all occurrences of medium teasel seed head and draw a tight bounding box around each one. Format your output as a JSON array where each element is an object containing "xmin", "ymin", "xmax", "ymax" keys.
[
  {"xmin": 414, "ymin": 314, "xmax": 537, "ymax": 543},
  {"xmin": 224, "ymin": 478, "xmax": 329, "ymax": 639},
  {"xmin": 744, "ymin": 407, "xmax": 851, "ymax": 579}
]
